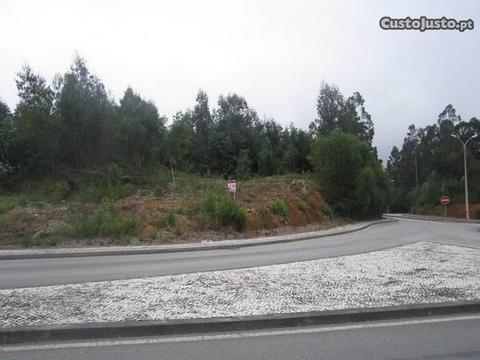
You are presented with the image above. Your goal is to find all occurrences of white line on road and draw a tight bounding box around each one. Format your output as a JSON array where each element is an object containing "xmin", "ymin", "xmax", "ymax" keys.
[{"xmin": 2, "ymin": 314, "xmax": 480, "ymax": 352}]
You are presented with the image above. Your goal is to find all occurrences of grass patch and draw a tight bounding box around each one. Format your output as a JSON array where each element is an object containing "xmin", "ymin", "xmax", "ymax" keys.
[
  {"xmin": 174, "ymin": 224, "xmax": 184, "ymax": 236},
  {"xmin": 0, "ymin": 193, "xmax": 47, "ymax": 209},
  {"xmin": 154, "ymin": 210, "xmax": 176, "ymax": 229},
  {"xmin": 64, "ymin": 205, "xmax": 139, "ymax": 238},
  {"xmin": 177, "ymin": 203, "xmax": 201, "ymax": 217},
  {"xmin": 0, "ymin": 199, "xmax": 15, "ymax": 215},
  {"xmin": 50, "ymin": 180, "xmax": 71, "ymax": 201},
  {"xmin": 196, "ymin": 193, "xmax": 247, "ymax": 231},
  {"xmin": 78, "ymin": 183, "xmax": 134, "ymax": 203},
  {"xmin": 195, "ymin": 212, "xmax": 211, "ymax": 230},
  {"xmin": 172, "ymin": 172, "xmax": 225, "ymax": 196},
  {"xmin": 152, "ymin": 170, "xmax": 225, "ymax": 197},
  {"xmin": 21, "ymin": 236, "xmax": 33, "ymax": 248},
  {"xmin": 271, "ymin": 200, "xmax": 289, "ymax": 217},
  {"xmin": 1, "ymin": 177, "xmax": 75, "ymax": 207}
]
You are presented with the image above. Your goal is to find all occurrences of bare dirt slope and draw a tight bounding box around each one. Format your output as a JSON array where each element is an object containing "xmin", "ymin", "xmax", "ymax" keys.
[{"xmin": 0, "ymin": 174, "xmax": 342, "ymax": 249}]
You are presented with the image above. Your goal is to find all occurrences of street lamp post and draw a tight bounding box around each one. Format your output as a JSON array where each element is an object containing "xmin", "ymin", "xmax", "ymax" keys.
[{"xmin": 450, "ymin": 133, "xmax": 478, "ymax": 221}]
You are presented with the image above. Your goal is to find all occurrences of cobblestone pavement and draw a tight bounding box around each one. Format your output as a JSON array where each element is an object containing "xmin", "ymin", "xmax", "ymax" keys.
[{"xmin": 0, "ymin": 241, "xmax": 479, "ymax": 328}]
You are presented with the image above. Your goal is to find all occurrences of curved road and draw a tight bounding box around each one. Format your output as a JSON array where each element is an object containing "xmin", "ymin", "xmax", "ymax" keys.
[{"xmin": 0, "ymin": 218, "xmax": 478, "ymax": 289}]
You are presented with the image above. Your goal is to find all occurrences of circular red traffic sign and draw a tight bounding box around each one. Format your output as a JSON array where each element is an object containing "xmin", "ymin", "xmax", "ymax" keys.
[{"xmin": 440, "ymin": 195, "xmax": 450, "ymax": 205}]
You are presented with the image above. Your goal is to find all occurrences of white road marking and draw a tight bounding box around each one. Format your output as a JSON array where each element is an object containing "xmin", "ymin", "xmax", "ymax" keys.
[{"xmin": 2, "ymin": 314, "xmax": 480, "ymax": 352}]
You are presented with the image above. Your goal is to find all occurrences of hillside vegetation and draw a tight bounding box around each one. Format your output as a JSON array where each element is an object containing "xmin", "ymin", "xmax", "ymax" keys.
[
  {"xmin": 0, "ymin": 57, "xmax": 392, "ymax": 249},
  {"xmin": 0, "ymin": 170, "xmax": 339, "ymax": 248}
]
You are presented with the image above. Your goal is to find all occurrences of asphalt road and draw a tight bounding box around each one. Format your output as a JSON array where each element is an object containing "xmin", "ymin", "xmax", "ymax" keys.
[
  {"xmin": 3, "ymin": 315, "xmax": 480, "ymax": 359},
  {"xmin": 0, "ymin": 218, "xmax": 478, "ymax": 288}
]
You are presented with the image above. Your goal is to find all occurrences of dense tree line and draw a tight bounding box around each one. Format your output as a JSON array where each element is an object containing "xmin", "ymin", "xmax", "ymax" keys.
[
  {"xmin": 0, "ymin": 57, "xmax": 314, "ymax": 182},
  {"xmin": 0, "ymin": 57, "xmax": 390, "ymax": 218},
  {"xmin": 166, "ymin": 92, "xmax": 312, "ymax": 178},
  {"xmin": 387, "ymin": 105, "xmax": 480, "ymax": 213}
]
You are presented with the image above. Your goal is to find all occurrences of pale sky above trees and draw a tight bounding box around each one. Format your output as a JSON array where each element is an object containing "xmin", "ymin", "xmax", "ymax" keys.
[{"xmin": 0, "ymin": 0, "xmax": 478, "ymax": 161}]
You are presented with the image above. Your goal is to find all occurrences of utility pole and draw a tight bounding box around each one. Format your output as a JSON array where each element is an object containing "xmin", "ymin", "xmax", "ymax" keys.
[{"xmin": 450, "ymin": 133, "xmax": 478, "ymax": 221}]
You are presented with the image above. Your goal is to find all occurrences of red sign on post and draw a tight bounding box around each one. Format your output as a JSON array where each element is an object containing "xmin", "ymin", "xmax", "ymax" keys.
[
  {"xmin": 227, "ymin": 179, "xmax": 236, "ymax": 193},
  {"xmin": 440, "ymin": 195, "xmax": 450, "ymax": 205}
]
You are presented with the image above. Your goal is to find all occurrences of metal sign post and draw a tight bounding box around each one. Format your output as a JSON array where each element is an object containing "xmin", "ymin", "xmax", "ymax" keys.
[
  {"xmin": 227, "ymin": 179, "xmax": 237, "ymax": 200},
  {"xmin": 440, "ymin": 195, "xmax": 450, "ymax": 217}
]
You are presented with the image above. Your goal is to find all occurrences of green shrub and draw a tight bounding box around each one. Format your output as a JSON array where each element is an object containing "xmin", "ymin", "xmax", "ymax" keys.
[
  {"xmin": 22, "ymin": 236, "xmax": 33, "ymax": 248},
  {"xmin": 203, "ymin": 194, "xmax": 217, "ymax": 215},
  {"xmin": 174, "ymin": 225, "xmax": 184, "ymax": 236},
  {"xmin": 66, "ymin": 207, "xmax": 139, "ymax": 238},
  {"xmin": 216, "ymin": 195, "xmax": 247, "ymax": 231},
  {"xmin": 196, "ymin": 193, "xmax": 247, "ymax": 231},
  {"xmin": 298, "ymin": 201, "xmax": 308, "ymax": 213},
  {"xmin": 177, "ymin": 203, "xmax": 200, "ymax": 217},
  {"xmin": 165, "ymin": 211, "xmax": 176, "ymax": 226},
  {"xmin": 195, "ymin": 212, "xmax": 211, "ymax": 230},
  {"xmin": 51, "ymin": 180, "xmax": 70, "ymax": 201},
  {"xmin": 193, "ymin": 194, "xmax": 217, "ymax": 229},
  {"xmin": 271, "ymin": 200, "xmax": 288, "ymax": 217},
  {"xmin": 154, "ymin": 211, "xmax": 176, "ymax": 228}
]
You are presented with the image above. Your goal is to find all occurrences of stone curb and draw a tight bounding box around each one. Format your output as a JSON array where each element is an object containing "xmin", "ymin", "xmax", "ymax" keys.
[
  {"xmin": 385, "ymin": 214, "xmax": 480, "ymax": 224},
  {"xmin": 0, "ymin": 218, "xmax": 396, "ymax": 260},
  {"xmin": 1, "ymin": 300, "xmax": 478, "ymax": 345}
]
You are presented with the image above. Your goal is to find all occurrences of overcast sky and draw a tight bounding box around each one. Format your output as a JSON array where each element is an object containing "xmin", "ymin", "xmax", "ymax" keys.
[{"xmin": 1, "ymin": 0, "xmax": 479, "ymax": 161}]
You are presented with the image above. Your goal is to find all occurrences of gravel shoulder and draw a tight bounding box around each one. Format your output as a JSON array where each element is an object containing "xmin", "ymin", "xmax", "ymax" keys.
[{"xmin": 1, "ymin": 241, "xmax": 478, "ymax": 328}]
